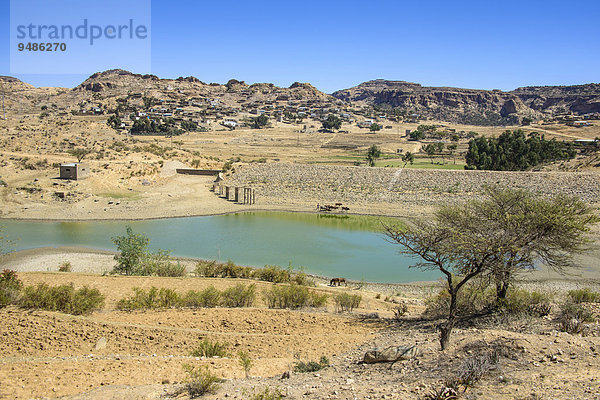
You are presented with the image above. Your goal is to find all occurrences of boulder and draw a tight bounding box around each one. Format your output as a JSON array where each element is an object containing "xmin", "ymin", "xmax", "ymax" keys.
[{"xmin": 362, "ymin": 345, "xmax": 420, "ymax": 364}]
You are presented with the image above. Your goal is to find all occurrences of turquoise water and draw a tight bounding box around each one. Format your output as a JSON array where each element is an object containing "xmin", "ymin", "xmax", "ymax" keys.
[{"xmin": 1, "ymin": 212, "xmax": 435, "ymax": 283}]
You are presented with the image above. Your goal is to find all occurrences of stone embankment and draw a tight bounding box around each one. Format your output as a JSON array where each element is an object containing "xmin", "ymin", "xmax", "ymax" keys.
[{"xmin": 227, "ymin": 163, "xmax": 600, "ymax": 210}]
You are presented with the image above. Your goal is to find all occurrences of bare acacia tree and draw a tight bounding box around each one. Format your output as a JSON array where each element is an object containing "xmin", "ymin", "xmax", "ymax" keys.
[{"xmin": 68, "ymin": 148, "xmax": 94, "ymax": 163}]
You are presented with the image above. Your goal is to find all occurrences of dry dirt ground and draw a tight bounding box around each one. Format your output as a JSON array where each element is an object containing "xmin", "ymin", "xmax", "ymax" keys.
[{"xmin": 0, "ymin": 267, "xmax": 599, "ymax": 400}]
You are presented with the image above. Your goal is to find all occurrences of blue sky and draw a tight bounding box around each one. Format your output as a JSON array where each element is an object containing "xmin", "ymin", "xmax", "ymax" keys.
[{"xmin": 1, "ymin": 0, "xmax": 598, "ymax": 93}]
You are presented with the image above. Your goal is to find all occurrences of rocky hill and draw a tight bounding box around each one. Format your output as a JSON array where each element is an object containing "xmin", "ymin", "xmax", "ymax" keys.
[
  {"xmin": 332, "ymin": 79, "xmax": 600, "ymax": 125},
  {"xmin": 3, "ymin": 71, "xmax": 600, "ymax": 126},
  {"xmin": 69, "ymin": 69, "xmax": 338, "ymax": 109}
]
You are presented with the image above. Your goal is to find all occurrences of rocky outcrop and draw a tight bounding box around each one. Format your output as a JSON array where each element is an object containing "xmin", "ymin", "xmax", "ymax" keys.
[{"xmin": 332, "ymin": 79, "xmax": 600, "ymax": 125}]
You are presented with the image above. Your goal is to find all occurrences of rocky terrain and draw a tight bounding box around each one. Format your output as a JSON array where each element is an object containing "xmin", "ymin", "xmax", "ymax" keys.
[
  {"xmin": 2, "ymin": 71, "xmax": 600, "ymax": 127},
  {"xmin": 332, "ymin": 79, "xmax": 600, "ymax": 125}
]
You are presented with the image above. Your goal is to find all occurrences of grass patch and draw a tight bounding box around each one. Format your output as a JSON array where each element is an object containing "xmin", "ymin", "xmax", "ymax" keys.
[
  {"xmin": 190, "ymin": 338, "xmax": 229, "ymax": 358},
  {"xmin": 375, "ymin": 157, "xmax": 466, "ymax": 170},
  {"xmin": 97, "ymin": 192, "xmax": 142, "ymax": 200},
  {"xmin": 568, "ymin": 288, "xmax": 600, "ymax": 303}
]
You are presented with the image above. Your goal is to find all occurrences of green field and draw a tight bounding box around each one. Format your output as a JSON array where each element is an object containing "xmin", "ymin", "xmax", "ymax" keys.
[{"xmin": 376, "ymin": 156, "xmax": 466, "ymax": 170}]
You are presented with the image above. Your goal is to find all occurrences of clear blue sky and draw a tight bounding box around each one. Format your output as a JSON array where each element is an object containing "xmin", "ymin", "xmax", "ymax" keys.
[{"xmin": 1, "ymin": 0, "xmax": 598, "ymax": 93}]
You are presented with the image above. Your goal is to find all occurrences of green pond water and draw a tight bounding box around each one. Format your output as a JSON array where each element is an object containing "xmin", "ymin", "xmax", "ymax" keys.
[{"xmin": 2, "ymin": 212, "xmax": 437, "ymax": 283}]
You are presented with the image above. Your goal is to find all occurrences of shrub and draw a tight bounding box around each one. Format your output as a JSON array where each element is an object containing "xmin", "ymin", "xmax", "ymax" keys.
[
  {"xmin": 568, "ymin": 288, "xmax": 600, "ymax": 303},
  {"xmin": 58, "ymin": 261, "xmax": 72, "ymax": 272},
  {"xmin": 182, "ymin": 364, "xmax": 221, "ymax": 398},
  {"xmin": 238, "ymin": 350, "xmax": 252, "ymax": 378},
  {"xmin": 253, "ymin": 265, "xmax": 291, "ymax": 283},
  {"xmin": 501, "ymin": 289, "xmax": 553, "ymax": 317},
  {"xmin": 558, "ymin": 302, "xmax": 595, "ymax": 334},
  {"xmin": 21, "ymin": 283, "xmax": 104, "ymax": 315},
  {"xmin": 293, "ymin": 356, "xmax": 329, "ymax": 373},
  {"xmin": 194, "ymin": 260, "xmax": 252, "ymax": 279},
  {"xmin": 333, "ymin": 293, "xmax": 362, "ymax": 312},
  {"xmin": 190, "ymin": 338, "xmax": 229, "ymax": 358},
  {"xmin": 147, "ymin": 251, "xmax": 186, "ymax": 277},
  {"xmin": 0, "ymin": 269, "xmax": 23, "ymax": 307},
  {"xmin": 182, "ymin": 286, "xmax": 221, "ymax": 308},
  {"xmin": 116, "ymin": 287, "xmax": 181, "ymax": 310},
  {"xmin": 221, "ymin": 284, "xmax": 256, "ymax": 308},
  {"xmin": 264, "ymin": 284, "xmax": 328, "ymax": 309},
  {"xmin": 393, "ymin": 303, "xmax": 408, "ymax": 320},
  {"xmin": 246, "ymin": 387, "xmax": 285, "ymax": 400},
  {"xmin": 424, "ymin": 282, "xmax": 495, "ymax": 318}
]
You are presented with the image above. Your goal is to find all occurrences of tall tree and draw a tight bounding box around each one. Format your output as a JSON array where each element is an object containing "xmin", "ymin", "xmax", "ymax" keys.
[
  {"xmin": 384, "ymin": 187, "xmax": 599, "ymax": 350},
  {"xmin": 401, "ymin": 151, "xmax": 414, "ymax": 168},
  {"xmin": 322, "ymin": 114, "xmax": 342, "ymax": 132},
  {"xmin": 366, "ymin": 145, "xmax": 381, "ymax": 167}
]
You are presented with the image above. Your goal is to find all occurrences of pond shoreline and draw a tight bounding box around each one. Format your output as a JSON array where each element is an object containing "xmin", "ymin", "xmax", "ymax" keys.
[{"xmin": 2, "ymin": 246, "xmax": 599, "ymax": 293}]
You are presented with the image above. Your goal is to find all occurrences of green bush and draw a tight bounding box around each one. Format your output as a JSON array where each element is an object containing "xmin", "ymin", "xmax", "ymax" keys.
[
  {"xmin": 21, "ymin": 283, "xmax": 104, "ymax": 315},
  {"xmin": 568, "ymin": 288, "xmax": 600, "ymax": 303},
  {"xmin": 182, "ymin": 286, "xmax": 221, "ymax": 308},
  {"xmin": 221, "ymin": 284, "xmax": 256, "ymax": 308},
  {"xmin": 190, "ymin": 338, "xmax": 229, "ymax": 358},
  {"xmin": 501, "ymin": 289, "xmax": 554, "ymax": 317},
  {"xmin": 58, "ymin": 261, "xmax": 72, "ymax": 272},
  {"xmin": 0, "ymin": 269, "xmax": 23, "ymax": 307},
  {"xmin": 333, "ymin": 293, "xmax": 362, "ymax": 312},
  {"xmin": 194, "ymin": 260, "xmax": 252, "ymax": 279},
  {"xmin": 111, "ymin": 227, "xmax": 185, "ymax": 277},
  {"xmin": 293, "ymin": 356, "xmax": 329, "ymax": 373},
  {"xmin": 182, "ymin": 364, "xmax": 221, "ymax": 398},
  {"xmin": 558, "ymin": 302, "xmax": 596, "ymax": 334},
  {"xmin": 264, "ymin": 284, "xmax": 328, "ymax": 310},
  {"xmin": 238, "ymin": 350, "xmax": 253, "ymax": 378},
  {"xmin": 116, "ymin": 287, "xmax": 181, "ymax": 310},
  {"xmin": 247, "ymin": 387, "xmax": 285, "ymax": 400},
  {"xmin": 252, "ymin": 265, "xmax": 291, "ymax": 283}
]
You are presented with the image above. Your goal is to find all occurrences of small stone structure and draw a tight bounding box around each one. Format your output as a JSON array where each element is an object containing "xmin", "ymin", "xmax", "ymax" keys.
[
  {"xmin": 59, "ymin": 163, "xmax": 89, "ymax": 180},
  {"xmin": 212, "ymin": 173, "xmax": 255, "ymax": 204}
]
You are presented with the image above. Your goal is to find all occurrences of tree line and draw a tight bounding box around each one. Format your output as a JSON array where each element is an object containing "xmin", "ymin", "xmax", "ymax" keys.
[{"xmin": 465, "ymin": 130, "xmax": 576, "ymax": 170}]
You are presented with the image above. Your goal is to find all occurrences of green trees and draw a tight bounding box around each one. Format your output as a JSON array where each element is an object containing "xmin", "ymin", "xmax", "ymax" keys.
[
  {"xmin": 447, "ymin": 143, "xmax": 458, "ymax": 164},
  {"xmin": 252, "ymin": 115, "xmax": 269, "ymax": 129},
  {"xmin": 322, "ymin": 114, "xmax": 342, "ymax": 132},
  {"xmin": 423, "ymin": 143, "xmax": 437, "ymax": 163},
  {"xmin": 384, "ymin": 187, "xmax": 599, "ymax": 350},
  {"xmin": 369, "ymin": 123, "xmax": 382, "ymax": 132},
  {"xmin": 366, "ymin": 145, "xmax": 381, "ymax": 167},
  {"xmin": 112, "ymin": 226, "xmax": 186, "ymax": 277},
  {"xmin": 112, "ymin": 226, "xmax": 149, "ymax": 275},
  {"xmin": 401, "ymin": 151, "xmax": 414, "ymax": 168},
  {"xmin": 107, "ymin": 114, "xmax": 122, "ymax": 130},
  {"xmin": 181, "ymin": 120, "xmax": 198, "ymax": 132},
  {"xmin": 473, "ymin": 188, "xmax": 599, "ymax": 302},
  {"xmin": 465, "ymin": 130, "xmax": 576, "ymax": 170}
]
